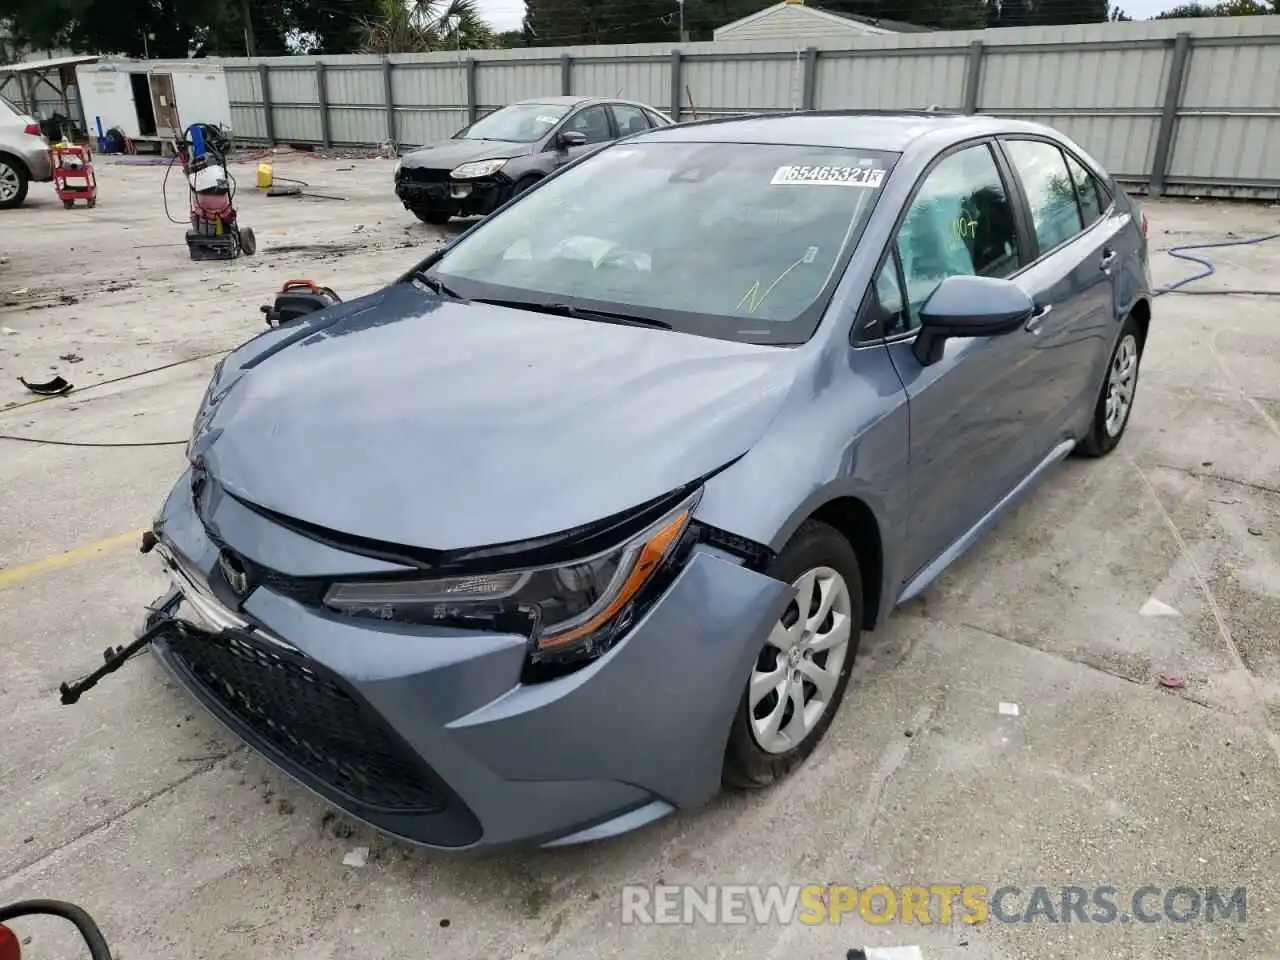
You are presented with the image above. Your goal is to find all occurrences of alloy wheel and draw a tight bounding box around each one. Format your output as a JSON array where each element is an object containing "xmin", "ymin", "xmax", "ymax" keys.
[
  {"xmin": 0, "ymin": 162, "xmax": 19, "ymax": 204},
  {"xmin": 749, "ymin": 566, "xmax": 853, "ymax": 755},
  {"xmin": 1104, "ymin": 333, "xmax": 1139, "ymax": 437}
]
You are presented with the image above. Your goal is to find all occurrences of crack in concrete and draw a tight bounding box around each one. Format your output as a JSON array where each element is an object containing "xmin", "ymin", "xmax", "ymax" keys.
[
  {"xmin": 924, "ymin": 614, "xmax": 1226, "ymax": 715},
  {"xmin": 1153, "ymin": 463, "xmax": 1280, "ymax": 497},
  {"xmin": 1127, "ymin": 454, "xmax": 1280, "ymax": 774},
  {"xmin": 0, "ymin": 746, "xmax": 245, "ymax": 888}
]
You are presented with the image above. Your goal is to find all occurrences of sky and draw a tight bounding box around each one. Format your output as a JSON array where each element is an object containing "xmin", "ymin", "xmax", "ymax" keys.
[
  {"xmin": 473, "ymin": 0, "xmax": 1179, "ymax": 34},
  {"xmin": 477, "ymin": 0, "xmax": 527, "ymax": 32}
]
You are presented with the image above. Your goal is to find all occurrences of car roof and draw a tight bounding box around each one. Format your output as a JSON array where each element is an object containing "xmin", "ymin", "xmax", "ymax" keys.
[
  {"xmin": 634, "ymin": 111, "xmax": 1066, "ymax": 153},
  {"xmin": 512, "ymin": 95, "xmax": 659, "ymax": 110}
]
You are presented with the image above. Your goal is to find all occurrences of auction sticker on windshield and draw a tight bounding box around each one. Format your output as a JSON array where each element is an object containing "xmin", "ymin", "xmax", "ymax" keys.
[{"xmin": 771, "ymin": 164, "xmax": 886, "ymax": 187}]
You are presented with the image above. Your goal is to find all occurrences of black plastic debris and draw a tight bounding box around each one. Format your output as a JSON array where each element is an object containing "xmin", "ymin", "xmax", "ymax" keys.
[{"xmin": 18, "ymin": 375, "xmax": 73, "ymax": 396}]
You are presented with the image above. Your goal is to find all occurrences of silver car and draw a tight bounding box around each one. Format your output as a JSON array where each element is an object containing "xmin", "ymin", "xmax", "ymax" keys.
[
  {"xmin": 0, "ymin": 93, "xmax": 53, "ymax": 208},
  {"xmin": 141, "ymin": 111, "xmax": 1152, "ymax": 852}
]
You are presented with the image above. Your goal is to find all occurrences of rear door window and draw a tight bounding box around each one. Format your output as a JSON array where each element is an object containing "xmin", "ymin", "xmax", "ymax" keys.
[
  {"xmin": 1063, "ymin": 151, "xmax": 1106, "ymax": 228},
  {"xmin": 1003, "ymin": 139, "xmax": 1085, "ymax": 254}
]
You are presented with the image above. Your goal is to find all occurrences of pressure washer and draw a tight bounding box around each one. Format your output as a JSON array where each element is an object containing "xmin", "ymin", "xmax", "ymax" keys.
[{"xmin": 172, "ymin": 123, "xmax": 256, "ymax": 262}]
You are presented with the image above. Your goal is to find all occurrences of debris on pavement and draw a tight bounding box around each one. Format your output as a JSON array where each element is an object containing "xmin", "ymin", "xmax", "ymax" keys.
[
  {"xmin": 342, "ymin": 846, "xmax": 369, "ymax": 867},
  {"xmin": 1139, "ymin": 597, "xmax": 1181, "ymax": 618},
  {"xmin": 849, "ymin": 947, "xmax": 925, "ymax": 960},
  {"xmin": 1248, "ymin": 527, "xmax": 1263, "ymax": 536},
  {"xmin": 58, "ymin": 353, "xmax": 84, "ymax": 364},
  {"xmin": 18, "ymin": 375, "xmax": 73, "ymax": 396},
  {"xmin": 1158, "ymin": 674, "xmax": 1187, "ymax": 689},
  {"xmin": 1, "ymin": 326, "xmax": 17, "ymax": 335},
  {"xmin": 998, "ymin": 702, "xmax": 1020, "ymax": 717}
]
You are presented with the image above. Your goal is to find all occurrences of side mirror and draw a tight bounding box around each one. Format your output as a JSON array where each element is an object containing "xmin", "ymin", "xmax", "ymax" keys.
[
  {"xmin": 557, "ymin": 130, "xmax": 587, "ymax": 150},
  {"xmin": 912, "ymin": 274, "xmax": 1034, "ymax": 366}
]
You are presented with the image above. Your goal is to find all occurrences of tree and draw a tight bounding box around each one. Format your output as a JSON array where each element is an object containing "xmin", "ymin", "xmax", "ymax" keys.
[
  {"xmin": 360, "ymin": 0, "xmax": 495, "ymax": 53},
  {"xmin": 0, "ymin": 0, "xmax": 393, "ymax": 57},
  {"xmin": 1155, "ymin": 0, "xmax": 1274, "ymax": 14},
  {"xmin": 984, "ymin": 0, "xmax": 1115, "ymax": 26},
  {"xmin": 524, "ymin": 0, "xmax": 676, "ymax": 45},
  {"xmin": 813, "ymin": 0, "xmax": 987, "ymax": 29}
]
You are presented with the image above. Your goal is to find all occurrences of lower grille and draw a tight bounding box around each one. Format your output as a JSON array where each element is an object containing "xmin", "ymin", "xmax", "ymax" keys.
[{"xmin": 167, "ymin": 629, "xmax": 445, "ymax": 813}]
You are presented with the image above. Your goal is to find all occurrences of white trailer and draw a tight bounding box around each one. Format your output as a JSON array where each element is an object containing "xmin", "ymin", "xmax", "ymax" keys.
[{"xmin": 75, "ymin": 60, "xmax": 232, "ymax": 148}]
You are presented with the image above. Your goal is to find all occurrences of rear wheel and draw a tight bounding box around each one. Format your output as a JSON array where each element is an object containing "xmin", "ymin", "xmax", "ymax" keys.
[
  {"xmin": 723, "ymin": 519, "xmax": 863, "ymax": 790},
  {"xmin": 0, "ymin": 156, "xmax": 29, "ymax": 209},
  {"xmin": 1075, "ymin": 313, "xmax": 1143, "ymax": 458},
  {"xmin": 238, "ymin": 226, "xmax": 257, "ymax": 256},
  {"xmin": 413, "ymin": 208, "xmax": 452, "ymax": 225}
]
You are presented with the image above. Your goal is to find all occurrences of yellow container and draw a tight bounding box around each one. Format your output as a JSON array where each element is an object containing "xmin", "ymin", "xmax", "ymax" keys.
[{"xmin": 256, "ymin": 163, "xmax": 273, "ymax": 189}]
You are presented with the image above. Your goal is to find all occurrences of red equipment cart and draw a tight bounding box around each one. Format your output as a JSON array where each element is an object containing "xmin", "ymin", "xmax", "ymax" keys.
[{"xmin": 52, "ymin": 143, "xmax": 97, "ymax": 209}]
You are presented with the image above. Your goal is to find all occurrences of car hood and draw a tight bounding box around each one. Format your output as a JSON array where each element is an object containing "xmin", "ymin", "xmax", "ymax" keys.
[
  {"xmin": 401, "ymin": 138, "xmax": 534, "ymax": 169},
  {"xmin": 194, "ymin": 285, "xmax": 800, "ymax": 552}
]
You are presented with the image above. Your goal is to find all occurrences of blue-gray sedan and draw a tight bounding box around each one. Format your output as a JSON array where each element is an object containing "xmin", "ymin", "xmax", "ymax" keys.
[{"xmin": 147, "ymin": 111, "xmax": 1153, "ymax": 851}]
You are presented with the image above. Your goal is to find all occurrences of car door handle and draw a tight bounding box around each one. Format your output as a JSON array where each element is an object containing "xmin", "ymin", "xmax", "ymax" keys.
[
  {"xmin": 1025, "ymin": 303, "xmax": 1052, "ymax": 332},
  {"xmin": 1099, "ymin": 249, "xmax": 1118, "ymax": 271}
]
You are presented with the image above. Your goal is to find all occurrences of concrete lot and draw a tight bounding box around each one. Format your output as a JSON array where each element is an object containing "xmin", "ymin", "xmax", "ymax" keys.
[{"xmin": 1, "ymin": 156, "xmax": 1278, "ymax": 960}]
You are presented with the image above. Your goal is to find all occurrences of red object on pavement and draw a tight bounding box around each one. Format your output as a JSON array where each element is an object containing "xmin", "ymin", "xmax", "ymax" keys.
[{"xmin": 52, "ymin": 143, "xmax": 97, "ymax": 209}]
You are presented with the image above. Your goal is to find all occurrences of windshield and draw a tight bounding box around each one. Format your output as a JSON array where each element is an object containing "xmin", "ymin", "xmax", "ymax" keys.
[
  {"xmin": 458, "ymin": 103, "xmax": 570, "ymax": 143},
  {"xmin": 427, "ymin": 140, "xmax": 896, "ymax": 344}
]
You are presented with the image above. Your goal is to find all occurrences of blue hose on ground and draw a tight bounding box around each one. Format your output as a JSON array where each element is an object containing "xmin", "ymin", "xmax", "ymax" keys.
[{"xmin": 1154, "ymin": 230, "xmax": 1280, "ymax": 297}]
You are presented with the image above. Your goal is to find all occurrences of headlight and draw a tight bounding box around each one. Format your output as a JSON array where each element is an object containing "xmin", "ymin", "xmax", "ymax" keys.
[
  {"xmin": 450, "ymin": 158, "xmax": 507, "ymax": 180},
  {"xmin": 323, "ymin": 489, "xmax": 701, "ymax": 662}
]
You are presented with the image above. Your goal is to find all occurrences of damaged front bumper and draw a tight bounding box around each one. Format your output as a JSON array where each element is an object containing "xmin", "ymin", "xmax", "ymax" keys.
[
  {"xmin": 394, "ymin": 176, "xmax": 508, "ymax": 217},
  {"xmin": 141, "ymin": 470, "xmax": 790, "ymax": 852}
]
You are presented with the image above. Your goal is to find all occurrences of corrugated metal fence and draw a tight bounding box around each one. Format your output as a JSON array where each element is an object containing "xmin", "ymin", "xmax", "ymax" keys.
[{"xmin": 207, "ymin": 17, "xmax": 1280, "ymax": 198}]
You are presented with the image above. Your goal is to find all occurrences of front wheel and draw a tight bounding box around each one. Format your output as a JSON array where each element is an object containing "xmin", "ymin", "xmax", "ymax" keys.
[
  {"xmin": 509, "ymin": 175, "xmax": 540, "ymax": 200},
  {"xmin": 1075, "ymin": 314, "xmax": 1143, "ymax": 458},
  {"xmin": 723, "ymin": 519, "xmax": 863, "ymax": 790},
  {"xmin": 238, "ymin": 226, "xmax": 257, "ymax": 256}
]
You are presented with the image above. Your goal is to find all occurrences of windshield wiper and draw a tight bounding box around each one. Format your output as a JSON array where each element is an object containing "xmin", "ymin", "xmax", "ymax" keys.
[
  {"xmin": 470, "ymin": 298, "xmax": 671, "ymax": 330},
  {"xmin": 408, "ymin": 270, "xmax": 464, "ymax": 300}
]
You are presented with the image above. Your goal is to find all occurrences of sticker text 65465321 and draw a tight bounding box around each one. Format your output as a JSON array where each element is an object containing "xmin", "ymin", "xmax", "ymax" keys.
[{"xmin": 771, "ymin": 164, "xmax": 886, "ymax": 188}]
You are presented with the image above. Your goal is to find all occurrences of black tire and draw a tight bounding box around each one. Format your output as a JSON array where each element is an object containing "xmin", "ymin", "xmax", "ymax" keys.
[
  {"xmin": 1075, "ymin": 313, "xmax": 1143, "ymax": 458},
  {"xmin": 0, "ymin": 155, "xmax": 30, "ymax": 209},
  {"xmin": 239, "ymin": 226, "xmax": 257, "ymax": 256},
  {"xmin": 510, "ymin": 175, "xmax": 540, "ymax": 199},
  {"xmin": 723, "ymin": 519, "xmax": 864, "ymax": 790},
  {"xmin": 413, "ymin": 208, "xmax": 452, "ymax": 225}
]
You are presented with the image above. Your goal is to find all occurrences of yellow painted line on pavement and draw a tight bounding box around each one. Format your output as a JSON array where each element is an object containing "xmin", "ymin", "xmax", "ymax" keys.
[{"xmin": 0, "ymin": 528, "xmax": 146, "ymax": 591}]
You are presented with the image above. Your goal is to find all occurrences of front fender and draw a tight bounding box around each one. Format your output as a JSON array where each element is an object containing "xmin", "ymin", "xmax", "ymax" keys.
[{"xmin": 692, "ymin": 341, "xmax": 910, "ymax": 626}]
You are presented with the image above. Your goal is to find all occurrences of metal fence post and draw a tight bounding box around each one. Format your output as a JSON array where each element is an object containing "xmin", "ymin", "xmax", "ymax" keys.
[
  {"xmin": 801, "ymin": 47, "xmax": 819, "ymax": 111},
  {"xmin": 962, "ymin": 40, "xmax": 984, "ymax": 114},
  {"xmin": 315, "ymin": 61, "xmax": 332, "ymax": 148},
  {"xmin": 1149, "ymin": 31, "xmax": 1192, "ymax": 198},
  {"xmin": 258, "ymin": 63, "xmax": 276, "ymax": 145},
  {"xmin": 670, "ymin": 49, "xmax": 682, "ymax": 121},
  {"xmin": 382, "ymin": 57, "xmax": 396, "ymax": 144},
  {"xmin": 465, "ymin": 57, "xmax": 478, "ymax": 124},
  {"xmin": 560, "ymin": 53, "xmax": 573, "ymax": 96}
]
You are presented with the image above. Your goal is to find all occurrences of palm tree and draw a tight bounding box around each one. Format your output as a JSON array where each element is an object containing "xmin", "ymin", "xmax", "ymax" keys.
[{"xmin": 360, "ymin": 0, "xmax": 494, "ymax": 53}]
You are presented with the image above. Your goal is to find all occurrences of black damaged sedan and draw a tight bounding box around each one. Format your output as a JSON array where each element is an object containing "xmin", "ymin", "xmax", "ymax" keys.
[{"xmin": 393, "ymin": 96, "xmax": 671, "ymax": 224}]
